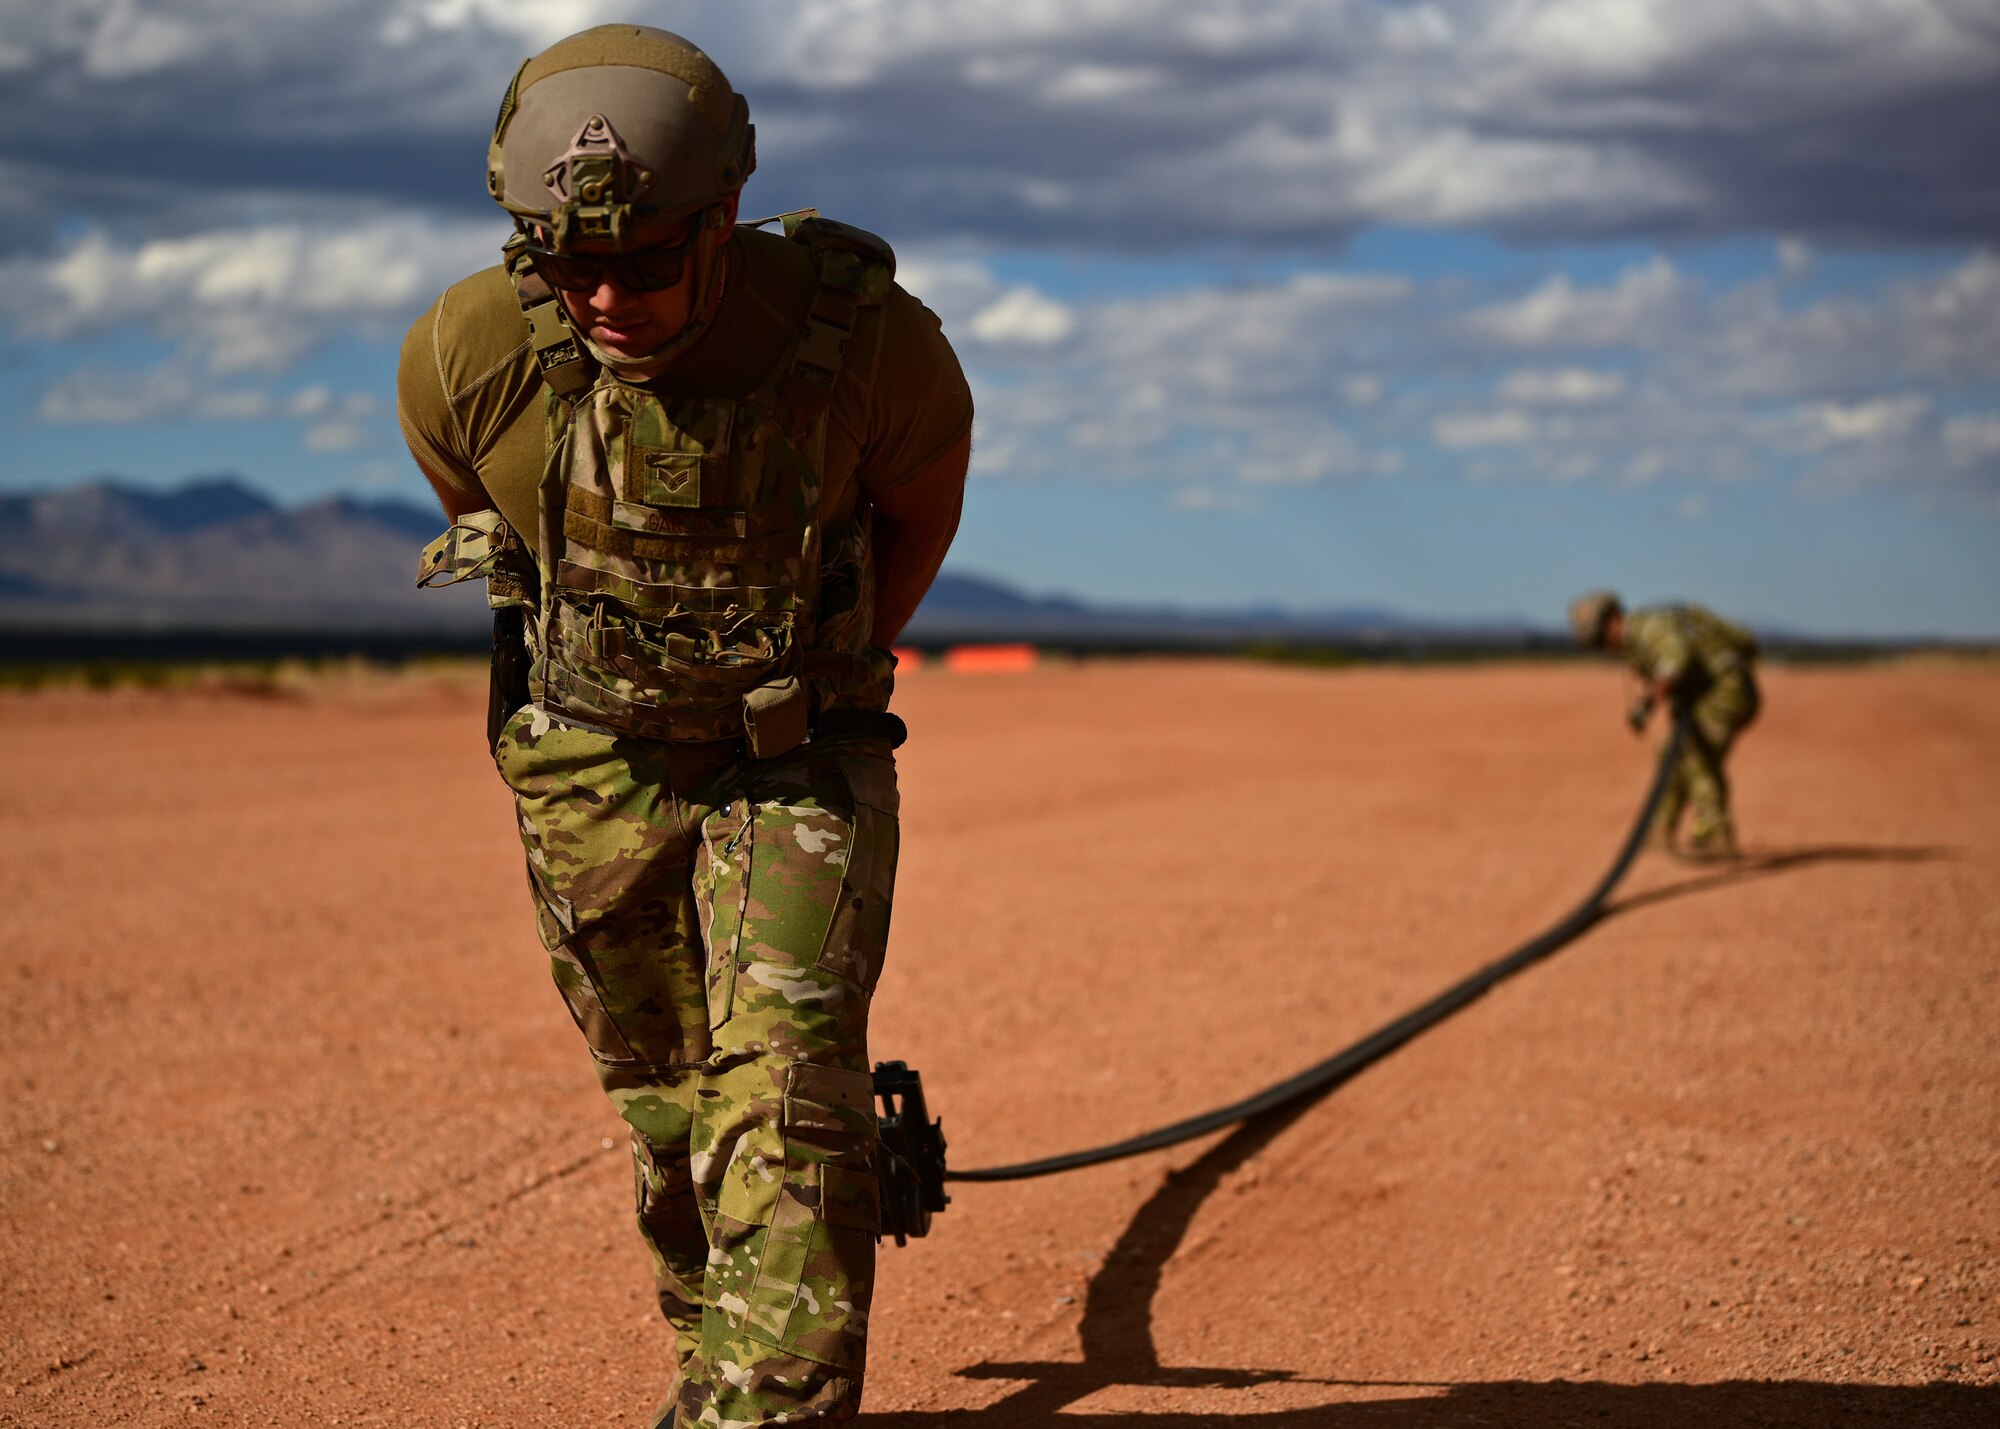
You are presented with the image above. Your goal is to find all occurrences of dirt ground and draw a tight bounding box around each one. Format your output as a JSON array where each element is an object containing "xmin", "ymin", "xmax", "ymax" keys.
[{"xmin": 3, "ymin": 657, "xmax": 1996, "ymax": 1428}]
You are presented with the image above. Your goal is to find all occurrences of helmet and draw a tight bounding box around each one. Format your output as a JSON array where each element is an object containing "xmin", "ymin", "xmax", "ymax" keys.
[
  {"xmin": 486, "ymin": 25, "xmax": 756, "ymax": 251},
  {"xmin": 1568, "ymin": 590, "xmax": 1622, "ymax": 648}
]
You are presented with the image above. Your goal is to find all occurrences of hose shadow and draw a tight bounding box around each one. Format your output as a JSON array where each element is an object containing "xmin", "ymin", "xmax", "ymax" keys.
[
  {"xmin": 910, "ymin": 841, "xmax": 1964, "ymax": 1425},
  {"xmin": 1603, "ymin": 842, "xmax": 1955, "ymax": 922},
  {"xmin": 925, "ymin": 1093, "xmax": 1346, "ymax": 1423},
  {"xmin": 866, "ymin": 1379, "xmax": 1995, "ymax": 1427}
]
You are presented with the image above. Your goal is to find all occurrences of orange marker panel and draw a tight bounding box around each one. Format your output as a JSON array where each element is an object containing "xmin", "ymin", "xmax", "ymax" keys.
[{"xmin": 943, "ymin": 643, "xmax": 1040, "ymax": 674}]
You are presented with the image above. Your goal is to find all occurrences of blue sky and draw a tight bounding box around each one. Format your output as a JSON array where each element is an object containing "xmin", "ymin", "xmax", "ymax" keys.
[{"xmin": 2, "ymin": 1, "xmax": 1997, "ymax": 638}]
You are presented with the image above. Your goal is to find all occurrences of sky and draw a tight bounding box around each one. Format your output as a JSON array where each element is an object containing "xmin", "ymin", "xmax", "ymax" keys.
[{"xmin": 1, "ymin": 0, "xmax": 1997, "ymax": 638}]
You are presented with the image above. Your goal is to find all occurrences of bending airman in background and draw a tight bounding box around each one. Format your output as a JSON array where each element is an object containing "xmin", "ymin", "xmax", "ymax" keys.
[{"xmin": 1569, "ymin": 591, "xmax": 1761, "ymax": 859}]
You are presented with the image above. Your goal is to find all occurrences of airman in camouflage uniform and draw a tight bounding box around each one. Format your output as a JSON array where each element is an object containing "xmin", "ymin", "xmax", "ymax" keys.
[
  {"xmin": 1570, "ymin": 591, "xmax": 1761, "ymax": 858},
  {"xmin": 398, "ymin": 25, "xmax": 972, "ymax": 1427}
]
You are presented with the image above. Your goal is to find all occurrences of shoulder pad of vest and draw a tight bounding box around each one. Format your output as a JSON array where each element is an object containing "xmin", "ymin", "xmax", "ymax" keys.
[{"xmin": 786, "ymin": 215, "xmax": 896, "ymax": 302}]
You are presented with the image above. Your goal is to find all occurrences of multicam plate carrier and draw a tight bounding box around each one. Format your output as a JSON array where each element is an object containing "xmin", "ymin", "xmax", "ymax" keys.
[{"xmin": 420, "ymin": 213, "xmax": 897, "ymax": 757}]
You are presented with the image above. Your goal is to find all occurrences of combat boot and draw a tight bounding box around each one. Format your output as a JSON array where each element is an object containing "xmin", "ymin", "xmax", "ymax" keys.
[{"xmin": 1679, "ymin": 822, "xmax": 1740, "ymax": 862}]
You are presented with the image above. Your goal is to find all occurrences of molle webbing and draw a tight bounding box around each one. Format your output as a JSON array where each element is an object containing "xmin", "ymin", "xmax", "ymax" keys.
[
  {"xmin": 562, "ymin": 505, "xmax": 799, "ymax": 564},
  {"xmin": 775, "ymin": 216, "xmax": 895, "ymax": 451},
  {"xmin": 566, "ymin": 485, "xmax": 763, "ymax": 539}
]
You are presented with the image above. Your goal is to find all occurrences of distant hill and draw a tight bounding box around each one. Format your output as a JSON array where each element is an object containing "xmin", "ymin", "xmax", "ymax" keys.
[
  {"xmin": 0, "ymin": 477, "xmax": 1547, "ymax": 649},
  {"xmin": 0, "ymin": 477, "xmax": 486, "ymax": 633},
  {"xmin": 906, "ymin": 569, "xmax": 1540, "ymax": 646}
]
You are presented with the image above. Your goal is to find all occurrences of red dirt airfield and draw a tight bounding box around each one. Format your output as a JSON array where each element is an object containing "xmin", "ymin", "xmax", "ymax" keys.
[{"xmin": 3, "ymin": 657, "xmax": 1996, "ymax": 1428}]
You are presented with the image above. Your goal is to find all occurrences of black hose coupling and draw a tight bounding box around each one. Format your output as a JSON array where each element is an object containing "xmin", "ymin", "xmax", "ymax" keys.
[{"xmin": 873, "ymin": 1060, "xmax": 949, "ymax": 1245}]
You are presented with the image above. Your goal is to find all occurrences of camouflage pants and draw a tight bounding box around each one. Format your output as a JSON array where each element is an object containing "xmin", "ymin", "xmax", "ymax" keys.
[
  {"xmin": 494, "ymin": 704, "xmax": 900, "ymax": 1428},
  {"xmin": 1654, "ymin": 669, "xmax": 1760, "ymax": 848}
]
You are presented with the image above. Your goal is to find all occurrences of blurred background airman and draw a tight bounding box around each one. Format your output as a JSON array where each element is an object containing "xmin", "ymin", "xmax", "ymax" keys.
[{"xmin": 1570, "ymin": 591, "xmax": 1761, "ymax": 859}]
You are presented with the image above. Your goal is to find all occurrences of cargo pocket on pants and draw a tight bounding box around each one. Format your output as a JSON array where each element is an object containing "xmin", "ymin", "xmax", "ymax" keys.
[{"xmin": 713, "ymin": 1063, "xmax": 880, "ymax": 1370}]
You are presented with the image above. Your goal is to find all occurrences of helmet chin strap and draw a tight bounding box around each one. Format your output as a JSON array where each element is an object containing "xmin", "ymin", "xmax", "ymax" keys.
[{"xmin": 578, "ymin": 231, "xmax": 732, "ymax": 382}]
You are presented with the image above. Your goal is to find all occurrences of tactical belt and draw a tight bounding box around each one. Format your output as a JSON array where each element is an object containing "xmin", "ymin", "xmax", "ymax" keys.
[
  {"xmin": 810, "ymin": 708, "xmax": 908, "ymax": 747},
  {"xmin": 526, "ymin": 698, "xmax": 905, "ymax": 754}
]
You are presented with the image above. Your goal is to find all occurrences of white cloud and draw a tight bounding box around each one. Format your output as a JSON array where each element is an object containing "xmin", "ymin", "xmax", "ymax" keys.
[
  {"xmin": 344, "ymin": 458, "xmax": 411, "ymax": 489},
  {"xmin": 294, "ymin": 387, "xmax": 381, "ymax": 451},
  {"xmin": 968, "ymin": 286, "xmax": 1076, "ymax": 346},
  {"xmin": 305, "ymin": 418, "xmax": 374, "ymax": 453},
  {"xmin": 1171, "ymin": 485, "xmax": 1262, "ymax": 513},
  {"xmin": 1239, "ymin": 433, "xmax": 1370, "ymax": 484},
  {"xmin": 1471, "ymin": 257, "xmax": 1690, "ymax": 348},
  {"xmin": 2, "ymin": 214, "xmax": 505, "ymax": 373},
  {"xmin": 1943, "ymin": 414, "xmax": 2000, "ymax": 468},
  {"xmin": 1793, "ymin": 393, "xmax": 1933, "ymax": 448},
  {"xmin": 4, "ymin": 0, "xmax": 1994, "ymax": 251},
  {"xmin": 1432, "ymin": 410, "xmax": 1538, "ymax": 449},
  {"xmin": 1342, "ymin": 373, "xmax": 1385, "ymax": 406},
  {"xmin": 38, "ymin": 367, "xmax": 273, "ymax": 425},
  {"xmin": 1043, "ymin": 62, "xmax": 1164, "ymax": 104},
  {"xmin": 1619, "ymin": 450, "xmax": 1669, "ymax": 487},
  {"xmin": 929, "ymin": 239, "xmax": 2000, "ymax": 502},
  {"xmin": 384, "ymin": 0, "xmax": 626, "ymax": 49},
  {"xmin": 1497, "ymin": 366, "xmax": 1628, "ymax": 404},
  {"xmin": 36, "ymin": 353, "xmax": 385, "ymax": 453},
  {"xmin": 0, "ymin": 0, "xmax": 1991, "ymax": 567},
  {"xmin": 287, "ymin": 384, "xmax": 335, "ymax": 418},
  {"xmin": 940, "ymin": 256, "xmax": 1420, "ymax": 487},
  {"xmin": 82, "ymin": 0, "xmax": 201, "ymax": 79}
]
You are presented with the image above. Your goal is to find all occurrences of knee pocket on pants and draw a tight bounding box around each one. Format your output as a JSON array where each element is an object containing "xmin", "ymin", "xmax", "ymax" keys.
[{"xmin": 711, "ymin": 1064, "xmax": 880, "ymax": 1369}]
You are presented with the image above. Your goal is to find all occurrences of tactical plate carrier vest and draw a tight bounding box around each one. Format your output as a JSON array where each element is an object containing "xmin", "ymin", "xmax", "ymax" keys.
[{"xmin": 421, "ymin": 214, "xmax": 898, "ymax": 757}]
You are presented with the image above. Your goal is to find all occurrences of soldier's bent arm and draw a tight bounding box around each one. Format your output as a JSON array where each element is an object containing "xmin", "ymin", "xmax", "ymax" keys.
[
  {"xmin": 413, "ymin": 458, "xmax": 492, "ymax": 522},
  {"xmin": 869, "ymin": 429, "xmax": 970, "ymax": 648}
]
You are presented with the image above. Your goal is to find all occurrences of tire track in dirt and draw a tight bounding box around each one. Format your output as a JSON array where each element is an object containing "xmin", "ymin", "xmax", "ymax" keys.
[{"xmin": 260, "ymin": 1136, "xmax": 622, "ymax": 1317}]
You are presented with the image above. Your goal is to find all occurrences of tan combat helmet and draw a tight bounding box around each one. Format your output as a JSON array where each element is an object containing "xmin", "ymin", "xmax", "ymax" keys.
[
  {"xmin": 1568, "ymin": 590, "xmax": 1623, "ymax": 648},
  {"xmin": 486, "ymin": 25, "xmax": 756, "ymax": 251}
]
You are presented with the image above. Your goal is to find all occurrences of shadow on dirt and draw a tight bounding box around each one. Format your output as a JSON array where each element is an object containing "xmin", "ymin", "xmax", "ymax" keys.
[
  {"xmin": 917, "ymin": 1103, "xmax": 1988, "ymax": 1425},
  {"xmin": 1606, "ymin": 842, "xmax": 1954, "ymax": 921},
  {"xmin": 908, "ymin": 840, "xmax": 1972, "ymax": 1428},
  {"xmin": 872, "ymin": 1377, "xmax": 1994, "ymax": 1427}
]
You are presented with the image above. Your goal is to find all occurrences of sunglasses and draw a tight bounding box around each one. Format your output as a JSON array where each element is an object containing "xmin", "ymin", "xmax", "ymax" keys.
[{"xmin": 522, "ymin": 212, "xmax": 711, "ymax": 293}]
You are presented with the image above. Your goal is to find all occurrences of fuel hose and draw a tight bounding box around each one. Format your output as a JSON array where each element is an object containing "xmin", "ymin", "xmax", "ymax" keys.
[{"xmin": 944, "ymin": 713, "xmax": 1690, "ymax": 1183}]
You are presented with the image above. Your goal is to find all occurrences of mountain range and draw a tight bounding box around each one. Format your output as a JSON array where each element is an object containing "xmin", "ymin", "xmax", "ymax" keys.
[
  {"xmin": 0, "ymin": 478, "xmax": 483, "ymax": 633},
  {"xmin": 0, "ymin": 477, "xmax": 1541, "ymax": 648}
]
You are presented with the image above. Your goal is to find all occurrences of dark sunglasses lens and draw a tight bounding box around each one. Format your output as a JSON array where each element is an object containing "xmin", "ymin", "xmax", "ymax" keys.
[
  {"xmin": 619, "ymin": 248, "xmax": 687, "ymax": 291},
  {"xmin": 525, "ymin": 213, "xmax": 706, "ymax": 293},
  {"xmin": 526, "ymin": 250, "xmax": 601, "ymax": 292}
]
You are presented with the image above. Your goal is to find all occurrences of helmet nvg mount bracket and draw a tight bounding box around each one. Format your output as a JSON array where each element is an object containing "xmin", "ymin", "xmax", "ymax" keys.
[{"xmin": 542, "ymin": 115, "xmax": 655, "ymax": 244}]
